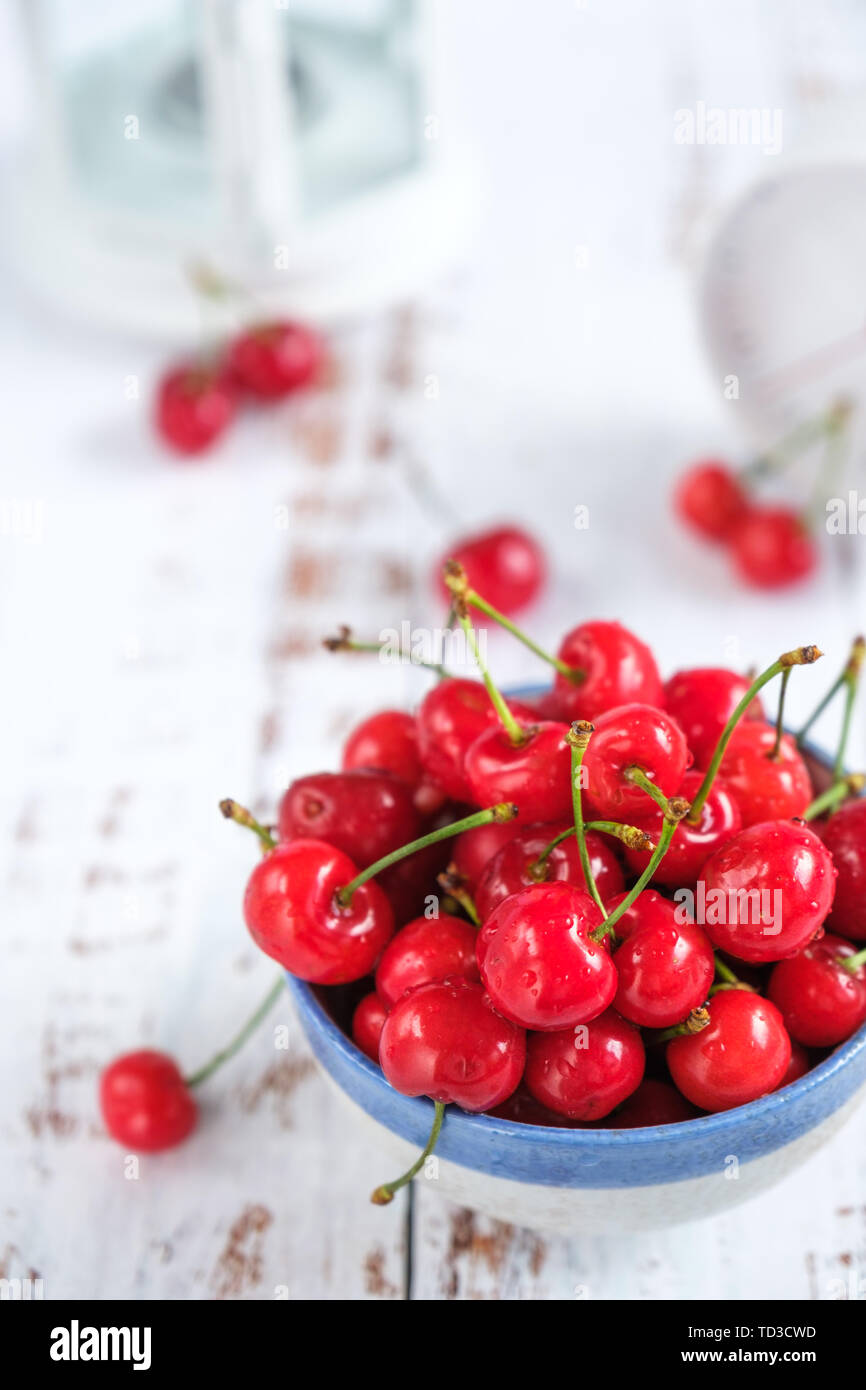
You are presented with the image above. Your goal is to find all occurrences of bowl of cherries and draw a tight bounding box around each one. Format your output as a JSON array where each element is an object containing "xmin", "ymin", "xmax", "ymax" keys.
[{"xmin": 99, "ymin": 565, "xmax": 866, "ymax": 1235}]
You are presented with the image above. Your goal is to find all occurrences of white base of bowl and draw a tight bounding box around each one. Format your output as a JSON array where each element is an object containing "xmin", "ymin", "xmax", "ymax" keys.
[{"xmin": 326, "ymin": 1076, "xmax": 864, "ymax": 1234}]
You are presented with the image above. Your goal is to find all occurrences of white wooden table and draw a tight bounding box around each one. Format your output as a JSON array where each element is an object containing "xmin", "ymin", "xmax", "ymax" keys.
[{"xmin": 2, "ymin": 0, "xmax": 866, "ymax": 1300}]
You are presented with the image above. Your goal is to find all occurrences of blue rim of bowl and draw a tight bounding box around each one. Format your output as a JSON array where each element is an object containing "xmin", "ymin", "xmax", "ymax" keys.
[{"xmin": 285, "ymin": 689, "xmax": 866, "ymax": 1169}]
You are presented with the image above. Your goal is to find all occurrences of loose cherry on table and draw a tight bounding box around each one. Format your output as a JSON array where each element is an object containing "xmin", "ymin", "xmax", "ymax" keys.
[
  {"xmin": 697, "ymin": 819, "xmax": 837, "ymax": 963},
  {"xmin": 613, "ymin": 914, "xmax": 715, "ymax": 1029},
  {"xmin": 375, "ymin": 912, "xmax": 480, "ymax": 1008},
  {"xmin": 436, "ymin": 525, "xmax": 546, "ymax": 617},
  {"xmin": 352, "ymin": 993, "xmax": 388, "ymax": 1063},
  {"xmin": 768, "ymin": 934, "xmax": 866, "ymax": 1047},
  {"xmin": 663, "ymin": 667, "xmax": 764, "ymax": 768},
  {"xmin": 100, "ymin": 1050, "xmax": 198, "ymax": 1152},
  {"xmin": 730, "ymin": 506, "xmax": 817, "ymax": 589},
  {"xmin": 551, "ymin": 620, "xmax": 663, "ymax": 722},
  {"xmin": 624, "ymin": 768, "xmax": 742, "ymax": 886},
  {"xmin": 155, "ymin": 363, "xmax": 237, "ymax": 455},
  {"xmin": 820, "ymin": 799, "xmax": 866, "ymax": 941},
  {"xmin": 524, "ymin": 1008, "xmax": 646, "ymax": 1121},
  {"xmin": 667, "ymin": 989, "xmax": 791, "ymax": 1112},
  {"xmin": 475, "ymin": 820, "xmax": 624, "ymax": 921},
  {"xmin": 581, "ymin": 702, "xmax": 690, "ymax": 820},
  {"xmin": 476, "ymin": 882, "xmax": 615, "ymax": 1030},
  {"xmin": 227, "ymin": 320, "xmax": 322, "ymax": 399},
  {"xmin": 277, "ymin": 768, "xmax": 422, "ymax": 870},
  {"xmin": 415, "ymin": 677, "xmax": 535, "ymax": 803},
  {"xmin": 674, "ymin": 461, "xmax": 748, "ymax": 541},
  {"xmin": 716, "ymin": 720, "xmax": 812, "ymax": 827}
]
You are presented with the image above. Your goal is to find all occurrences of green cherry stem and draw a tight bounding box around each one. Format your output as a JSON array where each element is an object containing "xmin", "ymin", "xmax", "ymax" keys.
[
  {"xmin": 337, "ymin": 803, "xmax": 518, "ymax": 907},
  {"xmin": 796, "ymin": 636, "xmax": 864, "ymax": 763},
  {"xmin": 527, "ymin": 821, "xmax": 654, "ymax": 881},
  {"xmin": 323, "ymin": 625, "xmax": 450, "ymax": 678},
  {"xmin": 592, "ymin": 797, "xmax": 691, "ymax": 942},
  {"xmin": 437, "ymin": 870, "xmax": 480, "ymax": 925},
  {"xmin": 461, "ymin": 587, "xmax": 582, "ymax": 682},
  {"xmin": 371, "ymin": 1101, "xmax": 446, "ymax": 1204},
  {"xmin": 769, "ymin": 667, "xmax": 791, "ymax": 760},
  {"xmin": 649, "ymin": 1007, "xmax": 711, "ymax": 1045},
  {"xmin": 623, "ymin": 764, "xmax": 670, "ymax": 813},
  {"xmin": 710, "ymin": 955, "xmax": 755, "ymax": 996},
  {"xmin": 839, "ymin": 947, "xmax": 866, "ymax": 976},
  {"xmin": 803, "ymin": 774, "xmax": 866, "ymax": 821},
  {"xmin": 742, "ymin": 398, "xmax": 852, "ymax": 481},
  {"xmin": 687, "ymin": 645, "xmax": 823, "ymax": 825},
  {"xmin": 184, "ymin": 974, "xmax": 285, "ymax": 1088},
  {"xmin": 566, "ymin": 722, "xmax": 606, "ymax": 916},
  {"xmin": 220, "ymin": 798, "xmax": 277, "ymax": 851},
  {"xmin": 454, "ymin": 607, "xmax": 526, "ymax": 747}
]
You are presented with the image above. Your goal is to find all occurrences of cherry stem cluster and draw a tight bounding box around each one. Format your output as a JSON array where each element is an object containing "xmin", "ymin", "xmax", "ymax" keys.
[
  {"xmin": 566, "ymin": 722, "xmax": 607, "ymax": 916},
  {"xmin": 592, "ymin": 797, "xmax": 691, "ymax": 942},
  {"xmin": 455, "ymin": 577, "xmax": 584, "ymax": 683}
]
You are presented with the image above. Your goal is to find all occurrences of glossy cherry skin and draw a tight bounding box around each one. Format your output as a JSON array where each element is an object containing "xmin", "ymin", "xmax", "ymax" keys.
[
  {"xmin": 475, "ymin": 821, "xmax": 623, "ymax": 921},
  {"xmin": 524, "ymin": 1009, "xmax": 645, "ymax": 1121},
  {"xmin": 375, "ymin": 913, "xmax": 480, "ymax": 1008},
  {"xmin": 277, "ymin": 769, "xmax": 421, "ymax": 870},
  {"xmin": 379, "ymin": 977, "xmax": 525, "ymax": 1111},
  {"xmin": 624, "ymin": 770, "xmax": 742, "ymax": 885},
  {"xmin": 667, "ymin": 990, "xmax": 791, "ymax": 1112},
  {"xmin": 100, "ymin": 1051, "xmax": 197, "ymax": 1152},
  {"xmin": 228, "ymin": 320, "xmax": 321, "ymax": 399},
  {"xmin": 717, "ymin": 721, "xmax": 812, "ymax": 827},
  {"xmin": 674, "ymin": 461, "xmax": 747, "ymax": 541},
  {"xmin": 663, "ymin": 667, "xmax": 764, "ymax": 768},
  {"xmin": 476, "ymin": 882, "xmax": 614, "ymax": 1030},
  {"xmin": 820, "ymin": 800, "xmax": 866, "ymax": 940},
  {"xmin": 779, "ymin": 1040, "xmax": 811, "ymax": 1087},
  {"xmin": 352, "ymin": 993, "xmax": 388, "ymax": 1063},
  {"xmin": 155, "ymin": 364, "xmax": 236, "ymax": 455},
  {"xmin": 551, "ymin": 620, "xmax": 663, "ymax": 722},
  {"xmin": 464, "ymin": 721, "xmax": 573, "ymax": 824},
  {"xmin": 451, "ymin": 820, "xmax": 520, "ymax": 891},
  {"xmin": 730, "ymin": 507, "xmax": 817, "ymax": 588},
  {"xmin": 582, "ymin": 702, "xmax": 690, "ymax": 820},
  {"xmin": 697, "ymin": 820, "xmax": 836, "ymax": 963},
  {"xmin": 243, "ymin": 839, "xmax": 394, "ymax": 983},
  {"xmin": 768, "ymin": 934, "xmax": 866, "ymax": 1047},
  {"xmin": 342, "ymin": 709, "xmax": 421, "ymax": 785},
  {"xmin": 416, "ymin": 678, "xmax": 535, "ymax": 803},
  {"xmin": 613, "ymin": 917, "xmax": 715, "ymax": 1029},
  {"xmin": 486, "ymin": 1083, "xmax": 586, "ymax": 1127},
  {"xmin": 437, "ymin": 525, "xmax": 545, "ymax": 616},
  {"xmin": 603, "ymin": 888, "xmax": 679, "ymax": 941},
  {"xmin": 608, "ymin": 1078, "xmax": 698, "ymax": 1128}
]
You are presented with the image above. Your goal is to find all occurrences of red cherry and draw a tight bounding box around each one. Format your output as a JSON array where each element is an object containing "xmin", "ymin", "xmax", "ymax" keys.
[
  {"xmin": 486, "ymin": 1083, "xmax": 585, "ymax": 1127},
  {"xmin": 664, "ymin": 667, "xmax": 764, "ymax": 768},
  {"xmin": 464, "ymin": 721, "xmax": 573, "ymax": 824},
  {"xmin": 779, "ymin": 1039, "xmax": 811, "ymax": 1087},
  {"xmin": 476, "ymin": 882, "xmax": 615, "ymax": 1030},
  {"xmin": 154, "ymin": 364, "xmax": 236, "ymax": 455},
  {"xmin": 277, "ymin": 769, "xmax": 421, "ymax": 870},
  {"xmin": 613, "ymin": 916, "xmax": 715, "ymax": 1029},
  {"xmin": 667, "ymin": 990, "xmax": 791, "ymax": 1111},
  {"xmin": 416, "ymin": 678, "xmax": 535, "ymax": 803},
  {"xmin": 730, "ymin": 507, "xmax": 817, "ymax": 589},
  {"xmin": 768, "ymin": 934, "xmax": 866, "ymax": 1047},
  {"xmin": 475, "ymin": 821, "xmax": 624, "ymax": 921},
  {"xmin": 674, "ymin": 461, "xmax": 747, "ymax": 541},
  {"xmin": 342, "ymin": 709, "xmax": 422, "ymax": 789},
  {"xmin": 608, "ymin": 1078, "xmax": 698, "ymax": 1127},
  {"xmin": 697, "ymin": 820, "xmax": 836, "ymax": 963},
  {"xmin": 820, "ymin": 800, "xmax": 866, "ymax": 940},
  {"xmin": 100, "ymin": 1050, "xmax": 197, "ymax": 1152},
  {"xmin": 228, "ymin": 320, "xmax": 321, "ymax": 399},
  {"xmin": 352, "ymin": 993, "xmax": 388, "ymax": 1063},
  {"xmin": 524, "ymin": 1009, "xmax": 645, "ymax": 1121},
  {"xmin": 437, "ymin": 525, "xmax": 545, "ymax": 616},
  {"xmin": 243, "ymin": 839, "xmax": 394, "ymax": 983},
  {"xmin": 716, "ymin": 721, "xmax": 812, "ymax": 827},
  {"xmin": 450, "ymin": 819, "xmax": 519, "ymax": 891},
  {"xmin": 602, "ymin": 887, "xmax": 679, "ymax": 941},
  {"xmin": 379, "ymin": 977, "xmax": 525, "ymax": 1111},
  {"xmin": 624, "ymin": 769, "xmax": 742, "ymax": 885},
  {"xmin": 551, "ymin": 620, "xmax": 663, "ymax": 722},
  {"xmin": 375, "ymin": 913, "xmax": 479, "ymax": 1008},
  {"xmin": 582, "ymin": 703, "xmax": 690, "ymax": 820}
]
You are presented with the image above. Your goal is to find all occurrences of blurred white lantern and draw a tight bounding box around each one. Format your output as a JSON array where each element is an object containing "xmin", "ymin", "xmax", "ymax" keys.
[{"xmin": 11, "ymin": 0, "xmax": 470, "ymax": 336}]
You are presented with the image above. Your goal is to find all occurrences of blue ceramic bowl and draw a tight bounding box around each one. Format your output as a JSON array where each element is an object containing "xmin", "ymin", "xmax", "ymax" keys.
[{"xmin": 287, "ymin": 715, "xmax": 866, "ymax": 1232}]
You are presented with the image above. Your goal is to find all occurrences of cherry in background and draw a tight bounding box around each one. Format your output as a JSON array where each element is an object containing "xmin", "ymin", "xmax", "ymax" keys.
[
  {"xmin": 475, "ymin": 821, "xmax": 624, "ymax": 920},
  {"xmin": 551, "ymin": 620, "xmax": 663, "ymax": 722},
  {"xmin": 697, "ymin": 820, "xmax": 836, "ymax": 963},
  {"xmin": 820, "ymin": 799, "xmax": 866, "ymax": 941},
  {"xmin": 582, "ymin": 702, "xmax": 690, "ymax": 820},
  {"xmin": 730, "ymin": 507, "xmax": 817, "ymax": 589},
  {"xmin": 524, "ymin": 1009, "xmax": 645, "ymax": 1121},
  {"xmin": 155, "ymin": 364, "xmax": 236, "ymax": 455},
  {"xmin": 228, "ymin": 320, "xmax": 322, "ymax": 399},
  {"xmin": 436, "ymin": 525, "xmax": 545, "ymax": 617},
  {"xmin": 663, "ymin": 667, "xmax": 764, "ymax": 768},
  {"xmin": 352, "ymin": 993, "xmax": 388, "ymax": 1063},
  {"xmin": 278, "ymin": 768, "xmax": 421, "ymax": 870},
  {"xmin": 100, "ymin": 1050, "xmax": 197, "ymax": 1152},
  {"xmin": 375, "ymin": 913, "xmax": 479, "ymax": 1008},
  {"xmin": 768, "ymin": 934, "xmax": 866, "ymax": 1047},
  {"xmin": 674, "ymin": 461, "xmax": 747, "ymax": 541},
  {"xmin": 667, "ymin": 990, "xmax": 791, "ymax": 1112},
  {"xmin": 716, "ymin": 721, "xmax": 812, "ymax": 827}
]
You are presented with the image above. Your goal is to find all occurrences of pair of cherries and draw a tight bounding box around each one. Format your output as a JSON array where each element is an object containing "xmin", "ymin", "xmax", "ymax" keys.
[{"xmin": 156, "ymin": 318, "xmax": 322, "ymax": 456}]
